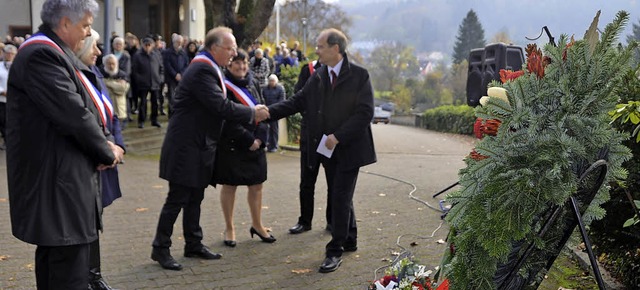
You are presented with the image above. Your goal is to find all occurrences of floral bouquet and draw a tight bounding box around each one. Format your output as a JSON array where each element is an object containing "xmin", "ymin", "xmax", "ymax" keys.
[{"xmin": 368, "ymin": 257, "xmax": 449, "ymax": 290}]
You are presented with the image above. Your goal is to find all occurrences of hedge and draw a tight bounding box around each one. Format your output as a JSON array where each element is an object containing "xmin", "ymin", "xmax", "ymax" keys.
[{"xmin": 417, "ymin": 105, "xmax": 476, "ymax": 135}]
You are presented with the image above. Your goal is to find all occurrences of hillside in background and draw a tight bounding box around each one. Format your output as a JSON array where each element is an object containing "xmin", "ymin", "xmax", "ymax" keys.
[{"xmin": 339, "ymin": 0, "xmax": 638, "ymax": 61}]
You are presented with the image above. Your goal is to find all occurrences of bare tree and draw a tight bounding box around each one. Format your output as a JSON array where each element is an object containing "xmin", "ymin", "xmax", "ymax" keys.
[
  {"xmin": 261, "ymin": 0, "xmax": 352, "ymax": 50},
  {"xmin": 203, "ymin": 0, "xmax": 276, "ymax": 49}
]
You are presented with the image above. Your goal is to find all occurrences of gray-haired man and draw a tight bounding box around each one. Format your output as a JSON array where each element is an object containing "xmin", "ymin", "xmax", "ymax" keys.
[{"xmin": 7, "ymin": 0, "xmax": 121, "ymax": 288}]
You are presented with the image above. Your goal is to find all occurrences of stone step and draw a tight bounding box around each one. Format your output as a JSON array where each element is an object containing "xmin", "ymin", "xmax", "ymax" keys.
[
  {"xmin": 121, "ymin": 123, "xmax": 166, "ymax": 139},
  {"xmin": 124, "ymin": 134, "xmax": 165, "ymax": 153}
]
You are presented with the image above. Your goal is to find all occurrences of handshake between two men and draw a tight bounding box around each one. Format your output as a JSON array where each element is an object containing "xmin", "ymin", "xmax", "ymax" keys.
[{"xmin": 254, "ymin": 104, "xmax": 270, "ymax": 123}]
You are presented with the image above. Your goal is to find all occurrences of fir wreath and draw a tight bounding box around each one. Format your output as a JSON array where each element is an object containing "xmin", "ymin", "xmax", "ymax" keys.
[{"xmin": 437, "ymin": 11, "xmax": 637, "ymax": 290}]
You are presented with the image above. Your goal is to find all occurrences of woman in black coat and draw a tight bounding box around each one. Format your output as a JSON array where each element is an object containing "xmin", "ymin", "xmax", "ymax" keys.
[
  {"xmin": 213, "ymin": 49, "xmax": 275, "ymax": 246},
  {"xmin": 76, "ymin": 30, "xmax": 125, "ymax": 289}
]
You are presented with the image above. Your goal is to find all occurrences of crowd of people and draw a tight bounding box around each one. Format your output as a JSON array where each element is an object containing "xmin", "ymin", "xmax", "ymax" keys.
[{"xmin": 3, "ymin": 0, "xmax": 376, "ymax": 289}]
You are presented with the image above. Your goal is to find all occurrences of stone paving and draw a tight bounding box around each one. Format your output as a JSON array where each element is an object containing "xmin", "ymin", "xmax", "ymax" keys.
[{"xmin": 0, "ymin": 124, "xmax": 475, "ymax": 289}]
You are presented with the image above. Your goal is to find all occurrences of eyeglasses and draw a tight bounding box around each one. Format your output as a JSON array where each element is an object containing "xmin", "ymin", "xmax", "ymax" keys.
[
  {"xmin": 215, "ymin": 44, "xmax": 238, "ymax": 53},
  {"xmin": 315, "ymin": 43, "xmax": 335, "ymax": 50}
]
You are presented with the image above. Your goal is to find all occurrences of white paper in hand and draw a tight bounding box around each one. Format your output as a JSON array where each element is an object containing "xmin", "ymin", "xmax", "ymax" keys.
[{"xmin": 316, "ymin": 134, "xmax": 334, "ymax": 158}]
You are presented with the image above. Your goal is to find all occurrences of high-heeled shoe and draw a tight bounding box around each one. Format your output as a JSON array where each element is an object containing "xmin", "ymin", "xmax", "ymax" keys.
[
  {"xmin": 223, "ymin": 231, "xmax": 236, "ymax": 247},
  {"xmin": 250, "ymin": 227, "xmax": 276, "ymax": 243}
]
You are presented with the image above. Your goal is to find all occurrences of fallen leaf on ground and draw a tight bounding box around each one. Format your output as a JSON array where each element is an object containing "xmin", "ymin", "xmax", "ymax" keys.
[
  {"xmin": 381, "ymin": 257, "xmax": 391, "ymax": 262},
  {"xmin": 135, "ymin": 208, "xmax": 148, "ymax": 212},
  {"xmin": 378, "ymin": 193, "xmax": 386, "ymax": 197},
  {"xmin": 372, "ymin": 211, "xmax": 380, "ymax": 214},
  {"xmin": 262, "ymin": 206, "xmax": 269, "ymax": 209},
  {"xmin": 0, "ymin": 198, "xmax": 7, "ymax": 202},
  {"xmin": 0, "ymin": 255, "xmax": 10, "ymax": 261},
  {"xmin": 410, "ymin": 242, "xmax": 419, "ymax": 246},
  {"xmin": 391, "ymin": 251, "xmax": 400, "ymax": 256},
  {"xmin": 152, "ymin": 185, "xmax": 164, "ymax": 189},
  {"xmin": 436, "ymin": 239, "xmax": 446, "ymax": 244},
  {"xmin": 390, "ymin": 213, "xmax": 396, "ymax": 216},
  {"xmin": 292, "ymin": 268, "xmax": 312, "ymax": 274}
]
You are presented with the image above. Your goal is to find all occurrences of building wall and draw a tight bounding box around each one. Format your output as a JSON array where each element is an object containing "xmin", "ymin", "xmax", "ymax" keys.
[
  {"xmin": 181, "ymin": 0, "xmax": 206, "ymax": 41},
  {"xmin": 0, "ymin": 0, "xmax": 206, "ymax": 43},
  {"xmin": 0, "ymin": 0, "xmax": 33, "ymax": 37}
]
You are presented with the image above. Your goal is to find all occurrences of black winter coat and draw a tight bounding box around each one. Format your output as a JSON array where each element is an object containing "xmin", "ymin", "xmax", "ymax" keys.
[
  {"xmin": 131, "ymin": 49, "xmax": 163, "ymax": 91},
  {"xmin": 213, "ymin": 72, "xmax": 268, "ymax": 186},
  {"xmin": 159, "ymin": 53, "xmax": 254, "ymax": 188},
  {"xmin": 269, "ymin": 55, "xmax": 377, "ymax": 171},
  {"xmin": 6, "ymin": 26, "xmax": 115, "ymax": 246}
]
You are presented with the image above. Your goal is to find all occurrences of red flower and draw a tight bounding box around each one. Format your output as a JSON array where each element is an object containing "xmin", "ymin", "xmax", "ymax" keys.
[
  {"xmin": 470, "ymin": 149, "xmax": 489, "ymax": 161},
  {"xmin": 562, "ymin": 37, "xmax": 576, "ymax": 61},
  {"xmin": 473, "ymin": 118, "xmax": 484, "ymax": 139},
  {"xmin": 499, "ymin": 69, "xmax": 524, "ymax": 83},
  {"xmin": 482, "ymin": 119, "xmax": 502, "ymax": 136},
  {"xmin": 525, "ymin": 43, "xmax": 547, "ymax": 79},
  {"xmin": 436, "ymin": 279, "xmax": 450, "ymax": 290}
]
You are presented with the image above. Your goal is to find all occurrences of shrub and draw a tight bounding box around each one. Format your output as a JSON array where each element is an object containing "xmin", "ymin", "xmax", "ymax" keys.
[
  {"xmin": 590, "ymin": 65, "xmax": 640, "ymax": 289},
  {"xmin": 418, "ymin": 105, "xmax": 475, "ymax": 135}
]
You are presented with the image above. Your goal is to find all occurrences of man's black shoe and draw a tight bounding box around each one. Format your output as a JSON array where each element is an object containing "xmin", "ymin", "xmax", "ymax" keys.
[
  {"xmin": 89, "ymin": 278, "xmax": 117, "ymax": 290},
  {"xmin": 344, "ymin": 244, "xmax": 358, "ymax": 252},
  {"xmin": 88, "ymin": 269, "xmax": 117, "ymax": 290},
  {"xmin": 151, "ymin": 121, "xmax": 162, "ymax": 128},
  {"xmin": 319, "ymin": 256, "xmax": 342, "ymax": 273},
  {"xmin": 184, "ymin": 245, "xmax": 222, "ymax": 260},
  {"xmin": 151, "ymin": 248, "xmax": 183, "ymax": 271},
  {"xmin": 289, "ymin": 223, "xmax": 311, "ymax": 234}
]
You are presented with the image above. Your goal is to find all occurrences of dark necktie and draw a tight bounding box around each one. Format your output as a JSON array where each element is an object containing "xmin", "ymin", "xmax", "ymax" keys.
[{"xmin": 331, "ymin": 70, "xmax": 337, "ymax": 89}]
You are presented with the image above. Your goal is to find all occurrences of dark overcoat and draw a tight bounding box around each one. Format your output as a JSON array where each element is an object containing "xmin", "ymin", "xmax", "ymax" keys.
[
  {"xmin": 213, "ymin": 72, "xmax": 268, "ymax": 186},
  {"xmin": 269, "ymin": 55, "xmax": 377, "ymax": 171},
  {"xmin": 159, "ymin": 53, "xmax": 254, "ymax": 189},
  {"xmin": 6, "ymin": 26, "xmax": 115, "ymax": 246}
]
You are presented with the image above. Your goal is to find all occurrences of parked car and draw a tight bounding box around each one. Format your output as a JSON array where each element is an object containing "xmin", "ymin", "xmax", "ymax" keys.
[{"xmin": 372, "ymin": 106, "xmax": 391, "ymax": 124}]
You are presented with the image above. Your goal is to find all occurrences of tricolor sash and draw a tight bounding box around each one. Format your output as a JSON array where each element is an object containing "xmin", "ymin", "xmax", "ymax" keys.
[
  {"xmin": 224, "ymin": 80, "xmax": 256, "ymax": 108},
  {"xmin": 19, "ymin": 34, "xmax": 64, "ymax": 54},
  {"xmin": 19, "ymin": 33, "xmax": 112, "ymax": 133},
  {"xmin": 76, "ymin": 70, "xmax": 113, "ymax": 129},
  {"xmin": 191, "ymin": 54, "xmax": 226, "ymax": 97},
  {"xmin": 308, "ymin": 60, "xmax": 317, "ymax": 74}
]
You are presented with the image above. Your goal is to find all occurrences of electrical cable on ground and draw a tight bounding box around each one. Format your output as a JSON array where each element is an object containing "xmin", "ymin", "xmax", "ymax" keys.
[{"xmin": 359, "ymin": 170, "xmax": 451, "ymax": 282}]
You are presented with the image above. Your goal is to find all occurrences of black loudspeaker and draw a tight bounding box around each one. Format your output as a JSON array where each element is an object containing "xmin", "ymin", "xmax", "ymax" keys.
[
  {"xmin": 466, "ymin": 43, "xmax": 525, "ymax": 107},
  {"xmin": 466, "ymin": 49, "xmax": 484, "ymax": 107}
]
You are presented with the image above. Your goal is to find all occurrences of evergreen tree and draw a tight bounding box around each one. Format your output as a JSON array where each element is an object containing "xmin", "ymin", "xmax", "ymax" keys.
[
  {"xmin": 452, "ymin": 10, "xmax": 486, "ymax": 64},
  {"xmin": 627, "ymin": 18, "xmax": 640, "ymax": 66}
]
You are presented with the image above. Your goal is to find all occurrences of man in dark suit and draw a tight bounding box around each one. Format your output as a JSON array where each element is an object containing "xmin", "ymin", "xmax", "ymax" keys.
[
  {"xmin": 162, "ymin": 34, "xmax": 189, "ymax": 117},
  {"xmin": 268, "ymin": 28, "xmax": 376, "ymax": 273},
  {"xmin": 151, "ymin": 26, "xmax": 270, "ymax": 271},
  {"xmin": 131, "ymin": 37, "xmax": 163, "ymax": 128},
  {"xmin": 6, "ymin": 0, "xmax": 121, "ymax": 288},
  {"xmin": 288, "ymin": 59, "xmax": 334, "ymax": 235}
]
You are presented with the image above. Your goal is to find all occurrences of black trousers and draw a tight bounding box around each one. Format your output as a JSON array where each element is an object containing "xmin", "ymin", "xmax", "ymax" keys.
[
  {"xmin": 166, "ymin": 80, "xmax": 179, "ymax": 117},
  {"xmin": 35, "ymin": 243, "xmax": 91, "ymax": 290},
  {"xmin": 321, "ymin": 155, "xmax": 359, "ymax": 257},
  {"xmin": 297, "ymin": 147, "xmax": 332, "ymax": 227},
  {"xmin": 137, "ymin": 89, "xmax": 159, "ymax": 124},
  {"xmin": 152, "ymin": 182, "xmax": 205, "ymax": 250},
  {"xmin": 267, "ymin": 120, "xmax": 279, "ymax": 151},
  {"xmin": 89, "ymin": 233, "xmax": 100, "ymax": 271},
  {"xmin": 0, "ymin": 102, "xmax": 6, "ymax": 139}
]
